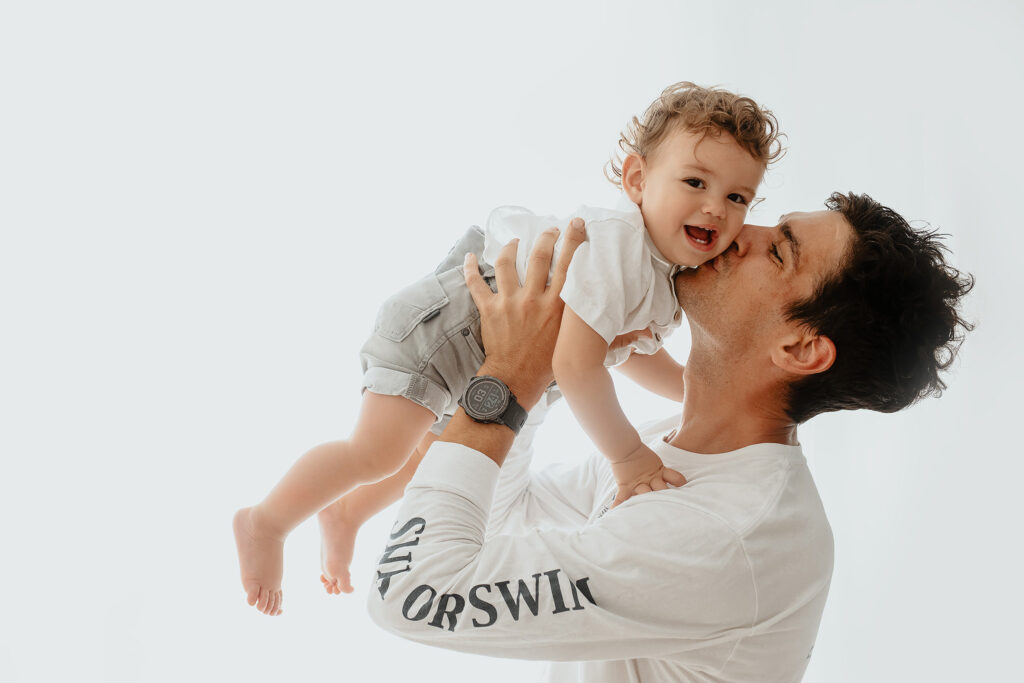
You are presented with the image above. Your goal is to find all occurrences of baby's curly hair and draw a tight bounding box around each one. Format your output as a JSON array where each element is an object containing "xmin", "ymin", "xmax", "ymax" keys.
[{"xmin": 606, "ymin": 81, "xmax": 785, "ymax": 188}]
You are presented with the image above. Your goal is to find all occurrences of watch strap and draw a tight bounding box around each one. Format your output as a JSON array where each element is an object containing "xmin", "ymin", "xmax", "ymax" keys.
[{"xmin": 499, "ymin": 395, "xmax": 528, "ymax": 434}]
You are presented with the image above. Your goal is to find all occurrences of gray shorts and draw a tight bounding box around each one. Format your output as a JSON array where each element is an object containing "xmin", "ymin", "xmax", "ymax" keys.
[{"xmin": 360, "ymin": 228, "xmax": 496, "ymax": 435}]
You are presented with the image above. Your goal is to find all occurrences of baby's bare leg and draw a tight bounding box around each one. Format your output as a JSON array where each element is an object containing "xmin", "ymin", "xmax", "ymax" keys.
[
  {"xmin": 232, "ymin": 393, "xmax": 434, "ymax": 615},
  {"xmin": 318, "ymin": 430, "xmax": 438, "ymax": 594}
]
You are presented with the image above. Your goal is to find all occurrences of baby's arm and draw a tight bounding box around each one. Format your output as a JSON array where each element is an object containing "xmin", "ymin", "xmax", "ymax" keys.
[
  {"xmin": 553, "ymin": 307, "xmax": 686, "ymax": 506},
  {"xmin": 616, "ymin": 347, "xmax": 686, "ymax": 402}
]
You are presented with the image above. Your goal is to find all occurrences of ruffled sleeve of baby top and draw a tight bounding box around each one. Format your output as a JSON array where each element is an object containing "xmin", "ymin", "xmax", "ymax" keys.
[{"xmin": 482, "ymin": 198, "xmax": 682, "ymax": 367}]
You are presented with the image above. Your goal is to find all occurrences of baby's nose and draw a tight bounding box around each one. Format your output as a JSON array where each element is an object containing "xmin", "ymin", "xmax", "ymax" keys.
[{"xmin": 704, "ymin": 198, "xmax": 727, "ymax": 218}]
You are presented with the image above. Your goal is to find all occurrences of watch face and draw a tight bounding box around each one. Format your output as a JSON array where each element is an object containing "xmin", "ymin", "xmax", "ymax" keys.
[{"xmin": 465, "ymin": 376, "xmax": 509, "ymax": 420}]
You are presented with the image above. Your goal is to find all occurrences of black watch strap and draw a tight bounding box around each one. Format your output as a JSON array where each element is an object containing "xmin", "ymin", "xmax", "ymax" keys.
[{"xmin": 499, "ymin": 396, "xmax": 528, "ymax": 434}]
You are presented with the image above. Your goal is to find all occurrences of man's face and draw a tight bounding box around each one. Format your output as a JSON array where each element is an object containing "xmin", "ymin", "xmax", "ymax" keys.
[{"xmin": 675, "ymin": 210, "xmax": 854, "ymax": 355}]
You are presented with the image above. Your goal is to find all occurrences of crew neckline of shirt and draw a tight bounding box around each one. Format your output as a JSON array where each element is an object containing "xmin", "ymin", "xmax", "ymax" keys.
[{"xmin": 650, "ymin": 428, "xmax": 806, "ymax": 467}]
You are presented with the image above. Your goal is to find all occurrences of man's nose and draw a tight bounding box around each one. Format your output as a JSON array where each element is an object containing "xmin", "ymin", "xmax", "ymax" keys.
[{"xmin": 733, "ymin": 224, "xmax": 772, "ymax": 257}]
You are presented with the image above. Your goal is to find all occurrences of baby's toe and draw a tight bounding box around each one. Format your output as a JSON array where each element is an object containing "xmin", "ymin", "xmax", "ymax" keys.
[
  {"xmin": 270, "ymin": 591, "xmax": 283, "ymax": 615},
  {"xmin": 256, "ymin": 587, "xmax": 272, "ymax": 613}
]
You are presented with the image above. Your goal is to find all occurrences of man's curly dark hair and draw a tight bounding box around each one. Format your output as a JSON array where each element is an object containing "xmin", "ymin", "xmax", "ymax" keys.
[{"xmin": 784, "ymin": 192, "xmax": 974, "ymax": 424}]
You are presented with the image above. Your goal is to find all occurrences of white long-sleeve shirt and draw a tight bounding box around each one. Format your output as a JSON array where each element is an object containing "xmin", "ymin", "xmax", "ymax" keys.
[{"xmin": 367, "ymin": 411, "xmax": 834, "ymax": 682}]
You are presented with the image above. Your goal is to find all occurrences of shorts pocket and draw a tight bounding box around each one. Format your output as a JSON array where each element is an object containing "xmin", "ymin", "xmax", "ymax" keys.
[
  {"xmin": 458, "ymin": 320, "xmax": 486, "ymax": 367},
  {"xmin": 374, "ymin": 274, "xmax": 450, "ymax": 342}
]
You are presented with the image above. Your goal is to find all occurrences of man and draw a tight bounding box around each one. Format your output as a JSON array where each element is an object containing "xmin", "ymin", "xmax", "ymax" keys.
[{"xmin": 366, "ymin": 193, "xmax": 973, "ymax": 682}]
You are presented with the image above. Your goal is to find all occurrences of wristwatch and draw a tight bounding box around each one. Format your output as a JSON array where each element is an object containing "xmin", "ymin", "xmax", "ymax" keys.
[{"xmin": 458, "ymin": 375, "xmax": 528, "ymax": 435}]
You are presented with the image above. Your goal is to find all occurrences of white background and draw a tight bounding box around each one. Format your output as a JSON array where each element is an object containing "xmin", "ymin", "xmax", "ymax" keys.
[{"xmin": 2, "ymin": 1, "xmax": 1021, "ymax": 681}]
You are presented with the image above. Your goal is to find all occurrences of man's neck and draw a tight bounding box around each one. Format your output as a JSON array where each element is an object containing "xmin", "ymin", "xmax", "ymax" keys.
[{"xmin": 668, "ymin": 360, "xmax": 799, "ymax": 454}]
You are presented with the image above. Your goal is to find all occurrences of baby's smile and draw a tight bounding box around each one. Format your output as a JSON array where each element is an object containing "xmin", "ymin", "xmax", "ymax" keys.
[{"xmin": 684, "ymin": 224, "xmax": 718, "ymax": 251}]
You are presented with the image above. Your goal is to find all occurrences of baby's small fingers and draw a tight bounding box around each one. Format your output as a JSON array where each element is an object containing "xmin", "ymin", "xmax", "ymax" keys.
[
  {"xmin": 633, "ymin": 483, "xmax": 653, "ymax": 495},
  {"xmin": 663, "ymin": 468, "xmax": 688, "ymax": 487},
  {"xmin": 650, "ymin": 477, "xmax": 668, "ymax": 492}
]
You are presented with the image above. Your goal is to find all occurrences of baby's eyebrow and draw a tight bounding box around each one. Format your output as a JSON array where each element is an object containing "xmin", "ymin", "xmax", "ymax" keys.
[{"xmin": 684, "ymin": 163, "xmax": 715, "ymax": 176}]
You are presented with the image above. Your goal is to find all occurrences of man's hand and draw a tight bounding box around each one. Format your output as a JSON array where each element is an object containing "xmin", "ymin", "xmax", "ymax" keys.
[
  {"xmin": 608, "ymin": 442, "xmax": 686, "ymax": 507},
  {"xmin": 463, "ymin": 218, "xmax": 586, "ymax": 410}
]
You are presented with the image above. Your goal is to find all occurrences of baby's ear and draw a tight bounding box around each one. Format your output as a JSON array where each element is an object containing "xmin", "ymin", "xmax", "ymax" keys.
[{"xmin": 621, "ymin": 154, "xmax": 646, "ymax": 205}]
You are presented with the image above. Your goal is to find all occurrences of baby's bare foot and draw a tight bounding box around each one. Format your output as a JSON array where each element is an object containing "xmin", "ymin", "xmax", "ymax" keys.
[
  {"xmin": 317, "ymin": 502, "xmax": 358, "ymax": 595},
  {"xmin": 233, "ymin": 506, "xmax": 285, "ymax": 615}
]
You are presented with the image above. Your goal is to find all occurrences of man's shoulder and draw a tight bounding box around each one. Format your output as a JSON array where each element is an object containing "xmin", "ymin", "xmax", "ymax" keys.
[{"xmin": 630, "ymin": 426, "xmax": 833, "ymax": 550}]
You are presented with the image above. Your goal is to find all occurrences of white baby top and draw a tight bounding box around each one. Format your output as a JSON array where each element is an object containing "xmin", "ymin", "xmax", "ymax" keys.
[
  {"xmin": 367, "ymin": 410, "xmax": 835, "ymax": 682},
  {"xmin": 481, "ymin": 199, "xmax": 683, "ymax": 366}
]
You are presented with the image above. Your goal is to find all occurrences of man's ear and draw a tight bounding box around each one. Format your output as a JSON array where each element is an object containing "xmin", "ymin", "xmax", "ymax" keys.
[
  {"xmin": 771, "ymin": 330, "xmax": 836, "ymax": 376},
  {"xmin": 621, "ymin": 154, "xmax": 646, "ymax": 205}
]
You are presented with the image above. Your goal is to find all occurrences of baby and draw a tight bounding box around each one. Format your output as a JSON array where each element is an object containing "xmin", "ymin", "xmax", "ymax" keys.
[{"xmin": 234, "ymin": 82, "xmax": 783, "ymax": 615}]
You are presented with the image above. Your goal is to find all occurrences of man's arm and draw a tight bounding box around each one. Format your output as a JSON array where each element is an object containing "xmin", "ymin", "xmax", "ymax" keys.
[
  {"xmin": 435, "ymin": 223, "xmax": 580, "ymax": 467},
  {"xmin": 367, "ymin": 447, "xmax": 752, "ymax": 662},
  {"xmin": 366, "ymin": 221, "xmax": 752, "ymax": 661}
]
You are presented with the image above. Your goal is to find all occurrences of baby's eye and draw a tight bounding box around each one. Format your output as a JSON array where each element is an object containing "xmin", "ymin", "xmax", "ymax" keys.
[
  {"xmin": 728, "ymin": 193, "xmax": 748, "ymax": 205},
  {"xmin": 770, "ymin": 243, "xmax": 783, "ymax": 265},
  {"xmin": 684, "ymin": 178, "xmax": 705, "ymax": 189}
]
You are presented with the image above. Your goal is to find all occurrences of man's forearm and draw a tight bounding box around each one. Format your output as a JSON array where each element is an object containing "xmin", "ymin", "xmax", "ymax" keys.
[{"xmin": 437, "ymin": 361, "xmax": 548, "ymax": 468}]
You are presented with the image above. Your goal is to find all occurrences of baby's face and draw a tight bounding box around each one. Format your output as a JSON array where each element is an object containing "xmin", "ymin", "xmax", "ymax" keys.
[{"xmin": 628, "ymin": 127, "xmax": 765, "ymax": 267}]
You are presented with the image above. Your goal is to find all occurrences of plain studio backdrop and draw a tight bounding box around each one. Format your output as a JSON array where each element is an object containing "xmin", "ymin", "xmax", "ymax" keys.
[{"xmin": 1, "ymin": 1, "xmax": 1021, "ymax": 681}]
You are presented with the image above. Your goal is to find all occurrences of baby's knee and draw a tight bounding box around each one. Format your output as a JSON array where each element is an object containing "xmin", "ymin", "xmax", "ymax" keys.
[{"xmin": 348, "ymin": 441, "xmax": 409, "ymax": 484}]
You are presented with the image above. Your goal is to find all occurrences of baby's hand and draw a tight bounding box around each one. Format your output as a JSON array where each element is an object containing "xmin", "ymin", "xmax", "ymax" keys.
[
  {"xmin": 609, "ymin": 327, "xmax": 653, "ymax": 352},
  {"xmin": 608, "ymin": 443, "xmax": 687, "ymax": 507}
]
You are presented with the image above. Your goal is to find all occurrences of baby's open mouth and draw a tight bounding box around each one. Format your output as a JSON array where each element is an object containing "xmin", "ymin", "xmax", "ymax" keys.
[{"xmin": 684, "ymin": 225, "xmax": 717, "ymax": 250}]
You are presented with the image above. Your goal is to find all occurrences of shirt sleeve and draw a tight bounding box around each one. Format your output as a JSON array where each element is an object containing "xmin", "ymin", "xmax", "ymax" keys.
[
  {"xmin": 485, "ymin": 422, "xmax": 601, "ymax": 536},
  {"xmin": 559, "ymin": 219, "xmax": 653, "ymax": 345},
  {"xmin": 366, "ymin": 442, "xmax": 756, "ymax": 662}
]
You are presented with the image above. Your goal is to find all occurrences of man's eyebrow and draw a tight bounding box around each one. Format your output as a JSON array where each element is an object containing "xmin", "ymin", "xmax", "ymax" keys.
[{"xmin": 780, "ymin": 222, "xmax": 801, "ymax": 270}]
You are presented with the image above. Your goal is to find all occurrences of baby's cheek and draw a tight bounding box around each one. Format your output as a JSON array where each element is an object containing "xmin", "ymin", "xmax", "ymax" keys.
[
  {"xmin": 717, "ymin": 225, "xmax": 742, "ymax": 249},
  {"xmin": 709, "ymin": 242, "xmax": 731, "ymax": 260}
]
